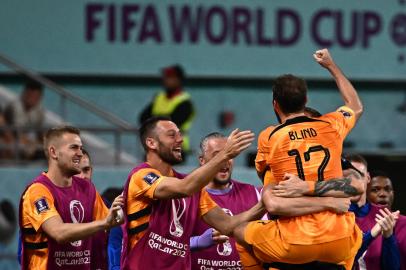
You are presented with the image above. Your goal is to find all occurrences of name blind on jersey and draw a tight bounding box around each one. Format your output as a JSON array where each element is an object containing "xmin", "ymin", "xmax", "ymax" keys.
[{"xmin": 289, "ymin": 128, "xmax": 318, "ymax": 141}]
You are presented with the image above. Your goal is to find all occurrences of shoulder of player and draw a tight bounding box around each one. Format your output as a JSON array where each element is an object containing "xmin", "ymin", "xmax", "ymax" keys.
[
  {"xmin": 24, "ymin": 183, "xmax": 53, "ymax": 199},
  {"xmin": 22, "ymin": 183, "xmax": 54, "ymax": 215},
  {"xmin": 320, "ymin": 106, "xmax": 355, "ymax": 120},
  {"xmin": 259, "ymin": 126, "xmax": 276, "ymax": 137},
  {"xmin": 129, "ymin": 167, "xmax": 163, "ymax": 185},
  {"xmin": 258, "ymin": 126, "xmax": 276, "ymax": 143}
]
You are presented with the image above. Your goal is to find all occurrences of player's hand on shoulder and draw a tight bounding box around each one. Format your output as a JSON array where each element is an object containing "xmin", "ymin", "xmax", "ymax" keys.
[
  {"xmin": 105, "ymin": 194, "xmax": 125, "ymax": 229},
  {"xmin": 313, "ymin": 48, "xmax": 335, "ymax": 69},
  {"xmin": 272, "ymin": 173, "xmax": 308, "ymax": 198},
  {"xmin": 224, "ymin": 129, "xmax": 255, "ymax": 159}
]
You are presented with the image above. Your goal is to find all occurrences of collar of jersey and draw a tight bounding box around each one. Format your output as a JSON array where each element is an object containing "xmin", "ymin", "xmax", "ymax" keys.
[{"xmin": 206, "ymin": 183, "xmax": 233, "ymax": 195}]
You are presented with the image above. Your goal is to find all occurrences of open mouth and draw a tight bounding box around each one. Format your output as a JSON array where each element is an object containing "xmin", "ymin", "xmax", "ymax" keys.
[
  {"xmin": 377, "ymin": 201, "xmax": 389, "ymax": 207},
  {"xmin": 72, "ymin": 158, "xmax": 81, "ymax": 165},
  {"xmin": 173, "ymin": 147, "xmax": 182, "ymax": 154}
]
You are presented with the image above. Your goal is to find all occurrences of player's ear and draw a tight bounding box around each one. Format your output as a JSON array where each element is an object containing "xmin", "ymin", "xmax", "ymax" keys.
[
  {"xmin": 48, "ymin": 145, "xmax": 57, "ymax": 160},
  {"xmin": 198, "ymin": 155, "xmax": 205, "ymax": 166},
  {"xmin": 146, "ymin": 137, "xmax": 157, "ymax": 150},
  {"xmin": 366, "ymin": 172, "xmax": 371, "ymax": 184}
]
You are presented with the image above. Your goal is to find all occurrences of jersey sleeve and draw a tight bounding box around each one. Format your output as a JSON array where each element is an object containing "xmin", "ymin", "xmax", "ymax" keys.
[
  {"xmin": 93, "ymin": 191, "xmax": 109, "ymax": 220},
  {"xmin": 255, "ymin": 127, "xmax": 273, "ymax": 175},
  {"xmin": 321, "ymin": 106, "xmax": 356, "ymax": 139},
  {"xmin": 199, "ymin": 189, "xmax": 218, "ymax": 217},
  {"xmin": 128, "ymin": 168, "xmax": 165, "ymax": 200},
  {"xmin": 22, "ymin": 183, "xmax": 60, "ymax": 231}
]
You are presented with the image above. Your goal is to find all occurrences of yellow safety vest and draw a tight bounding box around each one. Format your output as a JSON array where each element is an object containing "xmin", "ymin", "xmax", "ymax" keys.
[{"xmin": 151, "ymin": 91, "xmax": 194, "ymax": 151}]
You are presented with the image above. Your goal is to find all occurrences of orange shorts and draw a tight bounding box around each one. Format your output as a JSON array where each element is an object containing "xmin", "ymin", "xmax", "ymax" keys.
[
  {"xmin": 235, "ymin": 243, "xmax": 263, "ymax": 270},
  {"xmin": 244, "ymin": 220, "xmax": 362, "ymax": 270}
]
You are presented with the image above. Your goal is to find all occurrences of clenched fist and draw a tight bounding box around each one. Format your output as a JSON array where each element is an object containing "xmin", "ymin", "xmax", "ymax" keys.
[{"xmin": 313, "ymin": 48, "xmax": 336, "ymax": 69}]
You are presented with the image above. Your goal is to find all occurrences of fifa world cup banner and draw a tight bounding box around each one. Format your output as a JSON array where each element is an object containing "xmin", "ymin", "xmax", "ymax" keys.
[{"xmin": 0, "ymin": 0, "xmax": 405, "ymax": 79}]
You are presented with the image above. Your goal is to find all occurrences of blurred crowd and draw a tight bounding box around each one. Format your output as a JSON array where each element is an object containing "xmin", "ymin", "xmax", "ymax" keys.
[{"xmin": 0, "ymin": 80, "xmax": 45, "ymax": 161}]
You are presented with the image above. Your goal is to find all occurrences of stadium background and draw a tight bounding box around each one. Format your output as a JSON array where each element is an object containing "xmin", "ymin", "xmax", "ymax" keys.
[{"xmin": 0, "ymin": 0, "xmax": 405, "ymax": 268}]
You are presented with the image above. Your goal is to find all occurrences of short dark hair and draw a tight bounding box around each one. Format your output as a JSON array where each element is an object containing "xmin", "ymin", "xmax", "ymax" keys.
[
  {"xmin": 139, "ymin": 116, "xmax": 171, "ymax": 151},
  {"xmin": 304, "ymin": 107, "xmax": 322, "ymax": 117},
  {"xmin": 24, "ymin": 80, "xmax": 43, "ymax": 93},
  {"xmin": 343, "ymin": 153, "xmax": 368, "ymax": 168},
  {"xmin": 162, "ymin": 65, "xmax": 185, "ymax": 81},
  {"xmin": 273, "ymin": 74, "xmax": 307, "ymax": 114},
  {"xmin": 82, "ymin": 148, "xmax": 91, "ymax": 162},
  {"xmin": 43, "ymin": 126, "xmax": 80, "ymax": 158},
  {"xmin": 199, "ymin": 132, "xmax": 226, "ymax": 157},
  {"xmin": 370, "ymin": 170, "xmax": 390, "ymax": 179}
]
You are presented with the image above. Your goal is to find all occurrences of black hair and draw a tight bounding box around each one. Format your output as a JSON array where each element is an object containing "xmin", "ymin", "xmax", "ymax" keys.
[
  {"xmin": 81, "ymin": 148, "xmax": 91, "ymax": 162},
  {"xmin": 370, "ymin": 170, "xmax": 390, "ymax": 179},
  {"xmin": 272, "ymin": 74, "xmax": 307, "ymax": 114},
  {"xmin": 139, "ymin": 116, "xmax": 172, "ymax": 151},
  {"xmin": 24, "ymin": 80, "xmax": 43, "ymax": 93},
  {"xmin": 163, "ymin": 65, "xmax": 185, "ymax": 81}
]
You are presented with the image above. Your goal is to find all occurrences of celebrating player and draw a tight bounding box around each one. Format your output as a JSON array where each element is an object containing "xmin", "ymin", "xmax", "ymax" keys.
[
  {"xmin": 19, "ymin": 126, "xmax": 124, "ymax": 269},
  {"xmin": 190, "ymin": 132, "xmax": 264, "ymax": 270},
  {"xmin": 233, "ymin": 49, "xmax": 364, "ymax": 270},
  {"xmin": 120, "ymin": 117, "xmax": 264, "ymax": 270}
]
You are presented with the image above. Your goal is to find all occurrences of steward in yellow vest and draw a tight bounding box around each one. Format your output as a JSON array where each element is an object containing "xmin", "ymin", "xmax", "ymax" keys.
[{"xmin": 139, "ymin": 65, "xmax": 195, "ymax": 153}]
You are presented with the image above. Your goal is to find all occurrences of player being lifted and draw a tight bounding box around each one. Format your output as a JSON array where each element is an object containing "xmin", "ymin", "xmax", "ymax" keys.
[{"xmin": 232, "ymin": 49, "xmax": 365, "ymax": 270}]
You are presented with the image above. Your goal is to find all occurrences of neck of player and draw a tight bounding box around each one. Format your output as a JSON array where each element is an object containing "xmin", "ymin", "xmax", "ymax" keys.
[
  {"xmin": 280, "ymin": 111, "xmax": 306, "ymax": 124},
  {"xmin": 206, "ymin": 179, "xmax": 231, "ymax": 190},
  {"xmin": 47, "ymin": 164, "xmax": 73, "ymax": 187},
  {"xmin": 357, "ymin": 192, "xmax": 367, "ymax": 207},
  {"xmin": 146, "ymin": 152, "xmax": 173, "ymax": 176}
]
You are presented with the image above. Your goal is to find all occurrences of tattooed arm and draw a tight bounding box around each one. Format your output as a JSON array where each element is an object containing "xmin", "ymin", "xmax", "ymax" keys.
[{"xmin": 272, "ymin": 172, "xmax": 364, "ymax": 198}]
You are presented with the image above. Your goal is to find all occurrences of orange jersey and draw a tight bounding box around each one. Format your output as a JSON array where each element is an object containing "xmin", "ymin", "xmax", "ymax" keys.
[
  {"xmin": 126, "ymin": 167, "xmax": 217, "ymax": 249},
  {"xmin": 21, "ymin": 177, "xmax": 108, "ymax": 270},
  {"xmin": 256, "ymin": 106, "xmax": 357, "ymax": 244}
]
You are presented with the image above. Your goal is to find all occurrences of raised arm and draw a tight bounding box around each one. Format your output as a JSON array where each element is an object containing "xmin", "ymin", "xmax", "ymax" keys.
[
  {"xmin": 41, "ymin": 195, "xmax": 124, "ymax": 244},
  {"xmin": 201, "ymin": 202, "xmax": 265, "ymax": 236},
  {"xmin": 272, "ymin": 173, "xmax": 364, "ymax": 198},
  {"xmin": 153, "ymin": 129, "xmax": 255, "ymax": 199},
  {"xmin": 262, "ymin": 184, "xmax": 350, "ymax": 216},
  {"xmin": 314, "ymin": 49, "xmax": 363, "ymax": 121}
]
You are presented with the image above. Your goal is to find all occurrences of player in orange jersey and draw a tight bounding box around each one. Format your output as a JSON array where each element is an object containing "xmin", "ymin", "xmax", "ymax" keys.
[{"xmin": 233, "ymin": 49, "xmax": 365, "ymax": 270}]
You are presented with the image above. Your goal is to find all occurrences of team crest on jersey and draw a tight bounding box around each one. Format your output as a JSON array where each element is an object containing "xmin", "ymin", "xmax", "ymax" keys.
[
  {"xmin": 143, "ymin": 172, "xmax": 160, "ymax": 185},
  {"xmin": 34, "ymin": 198, "xmax": 50, "ymax": 214},
  {"xmin": 338, "ymin": 109, "xmax": 352, "ymax": 118}
]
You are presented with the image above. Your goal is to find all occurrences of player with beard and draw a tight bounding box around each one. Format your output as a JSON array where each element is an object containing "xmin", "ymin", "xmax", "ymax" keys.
[
  {"xmin": 190, "ymin": 132, "xmax": 263, "ymax": 270},
  {"xmin": 139, "ymin": 65, "xmax": 195, "ymax": 155},
  {"xmin": 18, "ymin": 126, "xmax": 124, "ymax": 270},
  {"xmin": 232, "ymin": 49, "xmax": 365, "ymax": 270},
  {"xmin": 120, "ymin": 117, "xmax": 265, "ymax": 270}
]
